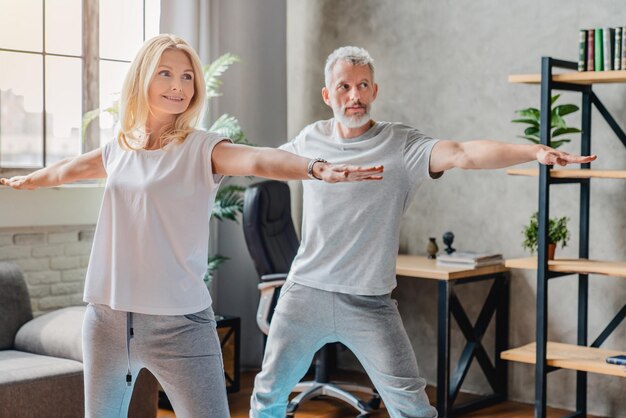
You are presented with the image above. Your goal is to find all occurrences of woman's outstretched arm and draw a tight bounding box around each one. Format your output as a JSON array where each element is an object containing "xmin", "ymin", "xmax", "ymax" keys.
[
  {"xmin": 211, "ymin": 142, "xmax": 383, "ymax": 183},
  {"xmin": 0, "ymin": 148, "xmax": 106, "ymax": 190}
]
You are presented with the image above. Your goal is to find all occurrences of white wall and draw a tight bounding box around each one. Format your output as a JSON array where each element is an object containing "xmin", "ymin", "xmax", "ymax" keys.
[
  {"xmin": 0, "ymin": 187, "xmax": 103, "ymax": 228},
  {"xmin": 212, "ymin": 0, "xmax": 288, "ymax": 370},
  {"xmin": 162, "ymin": 0, "xmax": 288, "ymax": 369}
]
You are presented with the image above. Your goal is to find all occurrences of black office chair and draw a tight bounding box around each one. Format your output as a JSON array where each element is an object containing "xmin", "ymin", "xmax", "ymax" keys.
[{"xmin": 242, "ymin": 180, "xmax": 380, "ymax": 417}]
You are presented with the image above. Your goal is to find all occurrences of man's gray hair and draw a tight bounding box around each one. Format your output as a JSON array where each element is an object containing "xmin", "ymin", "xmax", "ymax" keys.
[{"xmin": 324, "ymin": 46, "xmax": 375, "ymax": 87}]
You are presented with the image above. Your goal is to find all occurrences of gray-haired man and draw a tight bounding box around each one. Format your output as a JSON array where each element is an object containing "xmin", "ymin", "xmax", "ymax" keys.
[{"xmin": 250, "ymin": 46, "xmax": 595, "ymax": 418}]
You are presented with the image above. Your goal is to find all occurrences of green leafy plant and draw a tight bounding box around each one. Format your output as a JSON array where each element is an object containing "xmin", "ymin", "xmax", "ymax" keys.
[
  {"xmin": 203, "ymin": 255, "xmax": 230, "ymax": 286},
  {"xmin": 82, "ymin": 101, "xmax": 119, "ymax": 141},
  {"xmin": 82, "ymin": 53, "xmax": 251, "ymax": 287},
  {"xmin": 522, "ymin": 212, "xmax": 570, "ymax": 254},
  {"xmin": 512, "ymin": 94, "xmax": 581, "ymax": 149}
]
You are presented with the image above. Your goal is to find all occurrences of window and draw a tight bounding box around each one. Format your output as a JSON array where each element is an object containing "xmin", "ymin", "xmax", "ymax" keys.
[{"xmin": 0, "ymin": 0, "xmax": 160, "ymax": 173}]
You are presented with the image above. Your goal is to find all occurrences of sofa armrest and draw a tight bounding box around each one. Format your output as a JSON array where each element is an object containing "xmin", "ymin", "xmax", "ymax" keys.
[{"xmin": 14, "ymin": 306, "xmax": 85, "ymax": 362}]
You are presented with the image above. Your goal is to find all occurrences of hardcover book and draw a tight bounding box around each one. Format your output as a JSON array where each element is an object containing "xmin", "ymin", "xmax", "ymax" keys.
[
  {"xmin": 605, "ymin": 355, "xmax": 626, "ymax": 366},
  {"xmin": 436, "ymin": 252, "xmax": 503, "ymax": 268},
  {"xmin": 603, "ymin": 27, "xmax": 615, "ymax": 71},
  {"xmin": 614, "ymin": 27, "xmax": 622, "ymax": 70},
  {"xmin": 595, "ymin": 28, "xmax": 603, "ymax": 71},
  {"xmin": 587, "ymin": 29, "xmax": 595, "ymax": 71},
  {"xmin": 622, "ymin": 26, "xmax": 626, "ymax": 69},
  {"xmin": 578, "ymin": 29, "xmax": 587, "ymax": 71}
]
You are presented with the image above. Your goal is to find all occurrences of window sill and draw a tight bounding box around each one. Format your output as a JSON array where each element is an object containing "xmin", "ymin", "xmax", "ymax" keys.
[{"xmin": 0, "ymin": 181, "xmax": 105, "ymax": 191}]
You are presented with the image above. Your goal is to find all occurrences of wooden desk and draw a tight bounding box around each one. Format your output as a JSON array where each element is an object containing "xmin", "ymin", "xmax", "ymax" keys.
[{"xmin": 396, "ymin": 255, "xmax": 510, "ymax": 417}]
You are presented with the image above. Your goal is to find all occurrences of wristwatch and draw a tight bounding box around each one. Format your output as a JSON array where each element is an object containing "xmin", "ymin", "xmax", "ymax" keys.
[{"xmin": 307, "ymin": 158, "xmax": 328, "ymax": 180}]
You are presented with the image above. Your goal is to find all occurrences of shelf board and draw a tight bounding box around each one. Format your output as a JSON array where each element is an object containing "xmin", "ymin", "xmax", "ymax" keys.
[
  {"xmin": 505, "ymin": 258, "xmax": 626, "ymax": 278},
  {"xmin": 506, "ymin": 168, "xmax": 626, "ymax": 179},
  {"xmin": 509, "ymin": 70, "xmax": 626, "ymax": 85},
  {"xmin": 501, "ymin": 342, "xmax": 626, "ymax": 377}
]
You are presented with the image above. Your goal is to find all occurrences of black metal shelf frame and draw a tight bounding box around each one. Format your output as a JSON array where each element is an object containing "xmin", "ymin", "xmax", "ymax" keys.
[{"xmin": 534, "ymin": 57, "xmax": 626, "ymax": 418}]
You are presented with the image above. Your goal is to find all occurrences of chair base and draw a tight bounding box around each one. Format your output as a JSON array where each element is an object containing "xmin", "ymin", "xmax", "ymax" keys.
[{"xmin": 286, "ymin": 380, "xmax": 381, "ymax": 417}]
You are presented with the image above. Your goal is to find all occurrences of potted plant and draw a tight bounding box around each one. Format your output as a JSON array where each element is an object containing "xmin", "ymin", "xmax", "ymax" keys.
[
  {"xmin": 82, "ymin": 53, "xmax": 250, "ymax": 286},
  {"xmin": 512, "ymin": 94, "xmax": 581, "ymax": 149},
  {"xmin": 522, "ymin": 212, "xmax": 570, "ymax": 259}
]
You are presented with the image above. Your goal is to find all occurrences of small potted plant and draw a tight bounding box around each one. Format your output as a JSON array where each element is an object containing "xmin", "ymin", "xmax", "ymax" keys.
[{"xmin": 522, "ymin": 212, "xmax": 570, "ymax": 260}]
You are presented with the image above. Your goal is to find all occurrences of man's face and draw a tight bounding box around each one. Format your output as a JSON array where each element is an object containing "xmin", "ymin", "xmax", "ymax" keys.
[{"xmin": 322, "ymin": 61, "xmax": 378, "ymax": 129}]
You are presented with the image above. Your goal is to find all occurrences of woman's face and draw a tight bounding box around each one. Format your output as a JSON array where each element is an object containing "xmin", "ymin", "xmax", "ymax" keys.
[{"xmin": 148, "ymin": 48, "xmax": 196, "ymax": 122}]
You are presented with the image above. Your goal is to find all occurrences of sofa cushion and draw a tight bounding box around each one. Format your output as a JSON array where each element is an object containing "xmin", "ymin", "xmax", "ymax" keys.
[
  {"xmin": 15, "ymin": 306, "xmax": 85, "ymax": 362},
  {"xmin": 0, "ymin": 350, "xmax": 83, "ymax": 385},
  {"xmin": 0, "ymin": 262, "xmax": 33, "ymax": 350},
  {"xmin": 0, "ymin": 351, "xmax": 84, "ymax": 418}
]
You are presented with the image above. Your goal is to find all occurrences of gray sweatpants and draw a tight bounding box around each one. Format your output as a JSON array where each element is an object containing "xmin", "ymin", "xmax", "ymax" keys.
[
  {"xmin": 83, "ymin": 303, "xmax": 230, "ymax": 418},
  {"xmin": 250, "ymin": 282, "xmax": 437, "ymax": 418}
]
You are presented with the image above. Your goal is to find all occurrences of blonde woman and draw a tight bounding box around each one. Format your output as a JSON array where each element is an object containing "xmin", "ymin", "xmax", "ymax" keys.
[{"xmin": 0, "ymin": 34, "xmax": 383, "ymax": 418}]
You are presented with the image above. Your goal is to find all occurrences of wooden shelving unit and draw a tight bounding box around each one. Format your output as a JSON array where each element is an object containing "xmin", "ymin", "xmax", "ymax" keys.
[
  {"xmin": 505, "ymin": 258, "xmax": 626, "ymax": 278},
  {"xmin": 509, "ymin": 70, "xmax": 626, "ymax": 85},
  {"xmin": 504, "ymin": 57, "xmax": 626, "ymax": 418},
  {"xmin": 501, "ymin": 342, "xmax": 626, "ymax": 378},
  {"xmin": 507, "ymin": 168, "xmax": 626, "ymax": 179}
]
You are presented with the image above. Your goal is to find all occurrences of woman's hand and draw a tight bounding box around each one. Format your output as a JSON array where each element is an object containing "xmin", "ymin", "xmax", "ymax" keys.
[
  {"xmin": 314, "ymin": 163, "xmax": 384, "ymax": 183},
  {"xmin": 0, "ymin": 176, "xmax": 35, "ymax": 190}
]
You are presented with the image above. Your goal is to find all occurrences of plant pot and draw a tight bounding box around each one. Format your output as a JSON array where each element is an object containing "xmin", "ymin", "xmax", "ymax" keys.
[{"xmin": 547, "ymin": 243, "xmax": 556, "ymax": 260}]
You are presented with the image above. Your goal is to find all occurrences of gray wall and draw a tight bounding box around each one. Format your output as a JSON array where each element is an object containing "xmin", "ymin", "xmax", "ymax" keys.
[
  {"xmin": 287, "ymin": 0, "xmax": 626, "ymax": 416},
  {"xmin": 210, "ymin": 0, "xmax": 288, "ymax": 369}
]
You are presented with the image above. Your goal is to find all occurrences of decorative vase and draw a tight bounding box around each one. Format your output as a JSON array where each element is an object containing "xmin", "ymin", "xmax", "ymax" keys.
[
  {"xmin": 547, "ymin": 242, "xmax": 556, "ymax": 260},
  {"xmin": 426, "ymin": 237, "xmax": 438, "ymax": 259}
]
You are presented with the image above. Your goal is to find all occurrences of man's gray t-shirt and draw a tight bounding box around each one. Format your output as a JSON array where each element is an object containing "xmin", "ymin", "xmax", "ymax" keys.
[{"xmin": 280, "ymin": 119, "xmax": 439, "ymax": 295}]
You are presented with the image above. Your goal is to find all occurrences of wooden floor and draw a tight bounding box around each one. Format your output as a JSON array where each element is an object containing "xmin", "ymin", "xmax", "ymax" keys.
[{"xmin": 157, "ymin": 370, "xmax": 597, "ymax": 418}]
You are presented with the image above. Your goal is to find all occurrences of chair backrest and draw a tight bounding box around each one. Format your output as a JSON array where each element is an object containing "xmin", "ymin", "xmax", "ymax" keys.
[
  {"xmin": 0, "ymin": 262, "xmax": 33, "ymax": 350},
  {"xmin": 242, "ymin": 181, "xmax": 300, "ymax": 278}
]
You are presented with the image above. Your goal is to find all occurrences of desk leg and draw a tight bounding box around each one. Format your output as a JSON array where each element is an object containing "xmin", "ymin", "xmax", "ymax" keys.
[
  {"xmin": 495, "ymin": 273, "xmax": 509, "ymax": 399},
  {"xmin": 437, "ymin": 280, "xmax": 451, "ymax": 417}
]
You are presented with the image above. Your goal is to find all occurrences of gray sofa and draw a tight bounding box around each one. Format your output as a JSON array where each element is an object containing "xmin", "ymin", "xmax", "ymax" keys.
[{"xmin": 0, "ymin": 262, "xmax": 159, "ymax": 418}]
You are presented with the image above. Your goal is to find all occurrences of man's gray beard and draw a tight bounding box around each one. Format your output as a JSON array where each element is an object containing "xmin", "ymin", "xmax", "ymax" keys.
[{"xmin": 334, "ymin": 106, "xmax": 372, "ymax": 129}]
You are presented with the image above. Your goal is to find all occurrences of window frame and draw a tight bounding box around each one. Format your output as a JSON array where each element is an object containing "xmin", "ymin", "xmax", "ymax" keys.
[{"xmin": 0, "ymin": 0, "xmax": 154, "ymax": 177}]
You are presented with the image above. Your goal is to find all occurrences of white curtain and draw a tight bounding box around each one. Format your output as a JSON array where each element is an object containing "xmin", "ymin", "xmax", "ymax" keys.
[{"xmin": 160, "ymin": 0, "xmax": 214, "ymax": 60}]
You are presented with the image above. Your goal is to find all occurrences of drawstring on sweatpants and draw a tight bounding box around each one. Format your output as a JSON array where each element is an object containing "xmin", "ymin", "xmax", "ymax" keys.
[{"xmin": 126, "ymin": 312, "xmax": 134, "ymax": 386}]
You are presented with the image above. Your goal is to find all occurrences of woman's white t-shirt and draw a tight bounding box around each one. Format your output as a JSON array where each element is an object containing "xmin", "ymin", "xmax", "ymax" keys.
[{"xmin": 83, "ymin": 130, "xmax": 227, "ymax": 315}]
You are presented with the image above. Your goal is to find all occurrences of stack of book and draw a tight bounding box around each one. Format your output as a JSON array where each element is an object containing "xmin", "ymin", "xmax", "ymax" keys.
[
  {"xmin": 436, "ymin": 251, "xmax": 504, "ymax": 268},
  {"xmin": 578, "ymin": 27, "xmax": 626, "ymax": 72}
]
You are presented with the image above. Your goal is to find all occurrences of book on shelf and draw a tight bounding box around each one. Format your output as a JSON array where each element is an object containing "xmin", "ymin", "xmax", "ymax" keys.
[
  {"xmin": 614, "ymin": 27, "xmax": 622, "ymax": 70},
  {"xmin": 603, "ymin": 27, "xmax": 614, "ymax": 71},
  {"xmin": 436, "ymin": 251, "xmax": 503, "ymax": 268},
  {"xmin": 578, "ymin": 29, "xmax": 587, "ymax": 71},
  {"xmin": 587, "ymin": 29, "xmax": 595, "ymax": 71},
  {"xmin": 622, "ymin": 26, "xmax": 626, "ymax": 69},
  {"xmin": 595, "ymin": 28, "xmax": 603, "ymax": 71},
  {"xmin": 579, "ymin": 25, "xmax": 626, "ymax": 72},
  {"xmin": 605, "ymin": 355, "xmax": 626, "ymax": 366}
]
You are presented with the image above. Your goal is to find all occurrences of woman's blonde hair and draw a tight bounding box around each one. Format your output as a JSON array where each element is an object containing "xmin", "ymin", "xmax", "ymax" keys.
[{"xmin": 117, "ymin": 34, "xmax": 206, "ymax": 149}]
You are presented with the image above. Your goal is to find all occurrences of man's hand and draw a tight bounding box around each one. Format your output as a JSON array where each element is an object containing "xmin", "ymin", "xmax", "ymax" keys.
[
  {"xmin": 0, "ymin": 176, "xmax": 35, "ymax": 190},
  {"xmin": 430, "ymin": 140, "xmax": 598, "ymax": 172},
  {"xmin": 314, "ymin": 163, "xmax": 384, "ymax": 183},
  {"xmin": 536, "ymin": 145, "xmax": 597, "ymax": 166}
]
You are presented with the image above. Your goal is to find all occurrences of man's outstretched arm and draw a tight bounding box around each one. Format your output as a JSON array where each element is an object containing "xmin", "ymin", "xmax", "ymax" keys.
[{"xmin": 429, "ymin": 140, "xmax": 597, "ymax": 173}]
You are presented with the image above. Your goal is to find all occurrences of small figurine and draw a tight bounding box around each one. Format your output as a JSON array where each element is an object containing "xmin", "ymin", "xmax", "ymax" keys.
[
  {"xmin": 426, "ymin": 237, "xmax": 438, "ymax": 259},
  {"xmin": 443, "ymin": 231, "xmax": 456, "ymax": 255}
]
